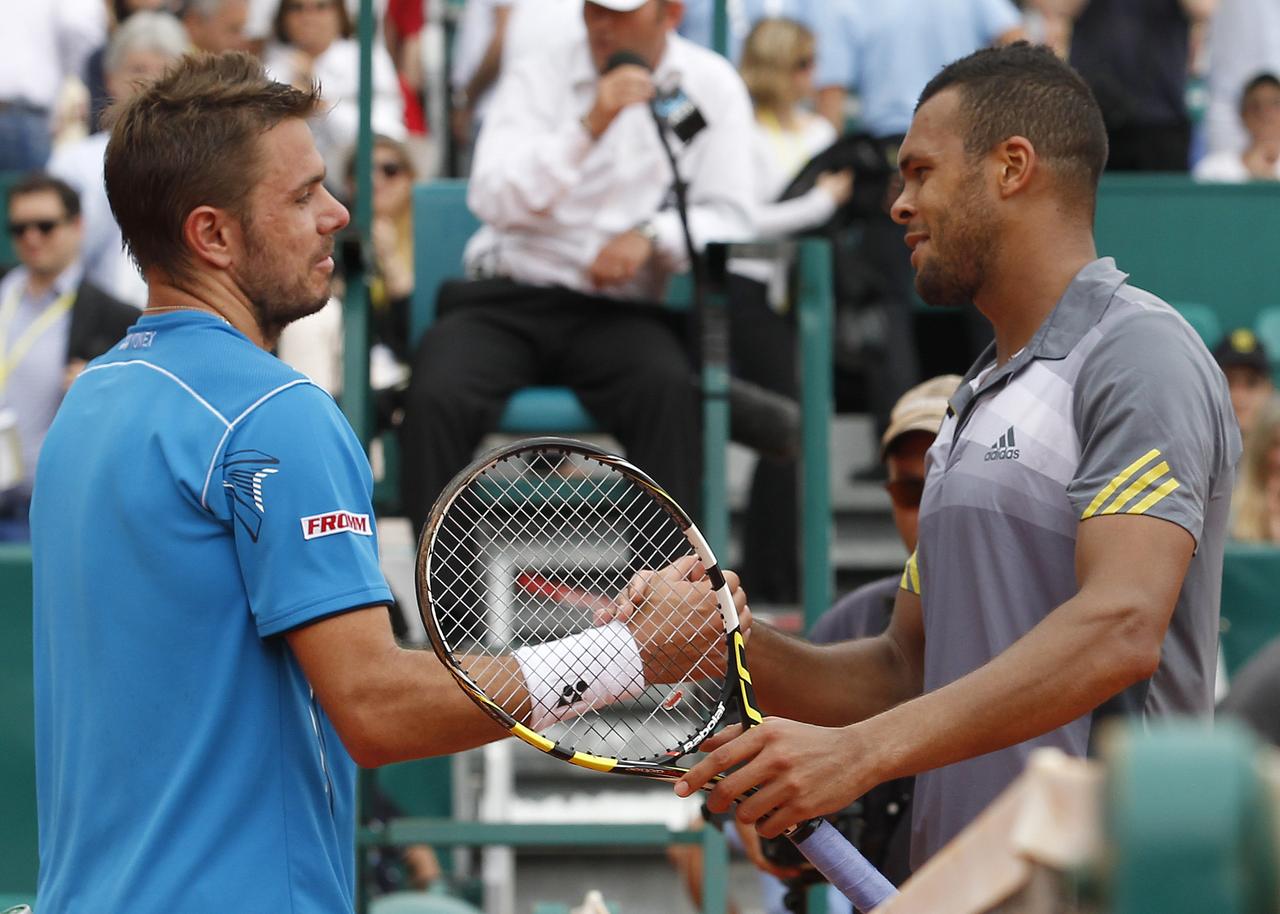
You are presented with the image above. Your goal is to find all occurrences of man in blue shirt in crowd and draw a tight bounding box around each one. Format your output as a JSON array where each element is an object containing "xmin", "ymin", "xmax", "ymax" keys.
[{"xmin": 30, "ymin": 51, "xmax": 736, "ymax": 914}]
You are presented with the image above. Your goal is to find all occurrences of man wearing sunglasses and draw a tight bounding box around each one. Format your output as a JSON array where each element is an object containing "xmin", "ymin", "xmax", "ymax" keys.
[{"xmin": 0, "ymin": 173, "xmax": 137, "ymax": 540}]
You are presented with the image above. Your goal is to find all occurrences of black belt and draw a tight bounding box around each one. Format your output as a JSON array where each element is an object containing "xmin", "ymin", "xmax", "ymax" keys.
[{"xmin": 0, "ymin": 100, "xmax": 48, "ymax": 115}]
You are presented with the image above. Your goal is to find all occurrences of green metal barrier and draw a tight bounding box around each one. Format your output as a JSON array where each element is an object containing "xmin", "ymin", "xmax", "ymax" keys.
[
  {"xmin": 0, "ymin": 545, "xmax": 36, "ymax": 899},
  {"xmin": 1094, "ymin": 176, "xmax": 1280, "ymax": 334},
  {"xmin": 1220, "ymin": 543, "xmax": 1280, "ymax": 678},
  {"xmin": 1105, "ymin": 720, "xmax": 1278, "ymax": 914}
]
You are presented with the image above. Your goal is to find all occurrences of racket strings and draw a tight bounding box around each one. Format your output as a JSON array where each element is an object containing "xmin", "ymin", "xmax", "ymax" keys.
[{"xmin": 426, "ymin": 449, "xmax": 730, "ymax": 761}]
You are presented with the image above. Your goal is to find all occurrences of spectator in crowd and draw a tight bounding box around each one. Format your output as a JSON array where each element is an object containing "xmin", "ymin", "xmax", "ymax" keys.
[
  {"xmin": 1195, "ymin": 72, "xmax": 1280, "ymax": 182},
  {"xmin": 450, "ymin": 0, "xmax": 514, "ymax": 155},
  {"xmin": 182, "ymin": 0, "xmax": 252, "ymax": 54},
  {"xmin": 809, "ymin": 0, "xmax": 1021, "ymax": 467},
  {"xmin": 262, "ymin": 0, "xmax": 405, "ymax": 182},
  {"xmin": 1204, "ymin": 0, "xmax": 1280, "ymax": 157},
  {"xmin": 1066, "ymin": 0, "xmax": 1215, "ymax": 172},
  {"xmin": 729, "ymin": 16, "xmax": 851, "ymax": 602},
  {"xmin": 399, "ymin": 0, "xmax": 756, "ymax": 536},
  {"xmin": 244, "ymin": 0, "xmax": 386, "ymax": 47},
  {"xmin": 1231, "ymin": 394, "xmax": 1280, "ymax": 543},
  {"xmin": 49, "ymin": 11, "xmax": 189, "ymax": 309},
  {"xmin": 85, "ymin": 0, "xmax": 180, "ymax": 133},
  {"xmin": 1213, "ymin": 327, "xmax": 1274, "ymax": 442},
  {"xmin": 0, "ymin": 0, "xmax": 107, "ymax": 171},
  {"xmin": 277, "ymin": 134, "xmax": 417, "ymax": 401},
  {"xmin": 677, "ymin": 0, "xmax": 818, "ymax": 63},
  {"xmin": 0, "ymin": 174, "xmax": 136, "ymax": 541}
]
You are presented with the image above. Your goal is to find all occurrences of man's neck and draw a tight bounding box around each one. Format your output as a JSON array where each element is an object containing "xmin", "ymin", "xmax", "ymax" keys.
[
  {"xmin": 974, "ymin": 231, "xmax": 1098, "ymax": 366},
  {"xmin": 144, "ymin": 271, "xmax": 268, "ymax": 349}
]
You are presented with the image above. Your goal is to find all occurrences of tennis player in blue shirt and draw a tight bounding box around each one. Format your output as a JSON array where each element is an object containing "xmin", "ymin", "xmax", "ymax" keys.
[{"xmin": 30, "ymin": 52, "xmax": 742, "ymax": 914}]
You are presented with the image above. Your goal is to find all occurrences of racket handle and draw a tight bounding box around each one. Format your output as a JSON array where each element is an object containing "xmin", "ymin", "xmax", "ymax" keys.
[{"xmin": 790, "ymin": 818, "xmax": 897, "ymax": 912}]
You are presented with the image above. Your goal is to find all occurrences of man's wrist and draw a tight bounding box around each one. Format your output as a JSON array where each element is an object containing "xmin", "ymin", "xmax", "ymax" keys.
[{"xmin": 632, "ymin": 219, "xmax": 659, "ymax": 252}]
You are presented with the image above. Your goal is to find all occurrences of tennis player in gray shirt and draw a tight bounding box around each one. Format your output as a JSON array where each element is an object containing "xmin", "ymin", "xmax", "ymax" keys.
[{"xmin": 677, "ymin": 42, "xmax": 1241, "ymax": 872}]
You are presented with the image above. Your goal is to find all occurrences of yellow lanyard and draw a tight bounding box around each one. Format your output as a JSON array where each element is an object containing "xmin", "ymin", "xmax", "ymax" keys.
[{"xmin": 0, "ymin": 283, "xmax": 76, "ymax": 394}]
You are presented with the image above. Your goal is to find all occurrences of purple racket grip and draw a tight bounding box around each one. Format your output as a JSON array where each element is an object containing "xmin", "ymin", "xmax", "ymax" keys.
[{"xmin": 791, "ymin": 818, "xmax": 897, "ymax": 912}]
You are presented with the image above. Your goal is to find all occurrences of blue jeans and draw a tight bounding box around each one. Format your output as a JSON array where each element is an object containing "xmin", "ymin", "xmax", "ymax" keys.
[{"xmin": 0, "ymin": 106, "xmax": 51, "ymax": 172}]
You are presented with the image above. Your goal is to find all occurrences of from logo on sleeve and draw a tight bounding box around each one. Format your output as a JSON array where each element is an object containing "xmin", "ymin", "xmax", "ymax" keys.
[{"xmin": 300, "ymin": 511, "xmax": 373, "ymax": 540}]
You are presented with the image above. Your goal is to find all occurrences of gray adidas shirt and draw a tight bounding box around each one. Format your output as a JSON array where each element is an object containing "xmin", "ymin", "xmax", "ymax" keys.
[{"xmin": 904, "ymin": 258, "xmax": 1240, "ymax": 868}]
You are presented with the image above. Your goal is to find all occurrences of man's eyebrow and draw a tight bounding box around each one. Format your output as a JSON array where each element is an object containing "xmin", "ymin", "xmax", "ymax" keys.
[{"xmin": 292, "ymin": 172, "xmax": 326, "ymax": 194}]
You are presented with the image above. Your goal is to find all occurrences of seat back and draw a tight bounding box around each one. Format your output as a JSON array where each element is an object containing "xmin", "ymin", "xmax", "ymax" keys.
[
  {"xmin": 1254, "ymin": 307, "xmax": 1280, "ymax": 387},
  {"xmin": 411, "ymin": 180, "xmax": 481, "ymax": 345},
  {"xmin": 0, "ymin": 546, "xmax": 37, "ymax": 898},
  {"xmin": 1169, "ymin": 301, "xmax": 1223, "ymax": 350}
]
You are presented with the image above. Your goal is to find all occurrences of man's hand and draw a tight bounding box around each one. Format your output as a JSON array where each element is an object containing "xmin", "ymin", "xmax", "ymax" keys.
[
  {"xmin": 674, "ymin": 717, "xmax": 881, "ymax": 838},
  {"xmin": 598, "ymin": 555, "xmax": 752, "ymax": 684},
  {"xmin": 583, "ymin": 63, "xmax": 654, "ymax": 139},
  {"xmin": 587, "ymin": 228, "xmax": 654, "ymax": 288},
  {"xmin": 733, "ymin": 817, "xmax": 807, "ymax": 880}
]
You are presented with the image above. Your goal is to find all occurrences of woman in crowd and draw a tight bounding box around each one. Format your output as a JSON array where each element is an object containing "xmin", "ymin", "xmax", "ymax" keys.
[
  {"xmin": 277, "ymin": 134, "xmax": 416, "ymax": 410},
  {"xmin": 1232, "ymin": 395, "xmax": 1280, "ymax": 542},
  {"xmin": 731, "ymin": 17, "xmax": 853, "ymax": 605},
  {"xmin": 262, "ymin": 0, "xmax": 405, "ymax": 181}
]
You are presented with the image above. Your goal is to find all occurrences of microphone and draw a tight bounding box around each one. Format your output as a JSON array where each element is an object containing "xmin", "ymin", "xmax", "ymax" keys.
[{"xmin": 602, "ymin": 50, "xmax": 707, "ymax": 144}]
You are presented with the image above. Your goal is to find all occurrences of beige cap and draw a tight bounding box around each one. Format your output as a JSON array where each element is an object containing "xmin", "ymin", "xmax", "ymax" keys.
[{"xmin": 880, "ymin": 374, "xmax": 963, "ymax": 459}]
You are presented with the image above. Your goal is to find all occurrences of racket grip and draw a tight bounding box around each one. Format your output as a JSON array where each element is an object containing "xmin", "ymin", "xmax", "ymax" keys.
[{"xmin": 790, "ymin": 818, "xmax": 897, "ymax": 912}]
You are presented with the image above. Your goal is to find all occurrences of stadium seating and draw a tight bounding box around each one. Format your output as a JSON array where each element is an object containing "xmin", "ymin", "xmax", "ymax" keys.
[
  {"xmin": 1168, "ymin": 302, "xmax": 1222, "ymax": 349},
  {"xmin": 1254, "ymin": 307, "xmax": 1280, "ymax": 386},
  {"xmin": 0, "ymin": 546, "xmax": 36, "ymax": 901}
]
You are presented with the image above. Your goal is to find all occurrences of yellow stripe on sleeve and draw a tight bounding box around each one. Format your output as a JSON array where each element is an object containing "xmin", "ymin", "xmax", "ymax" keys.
[
  {"xmin": 899, "ymin": 551, "xmax": 921, "ymax": 595},
  {"xmin": 1101, "ymin": 461, "xmax": 1171, "ymax": 515},
  {"xmin": 1081, "ymin": 448, "xmax": 1161, "ymax": 519},
  {"xmin": 1128, "ymin": 477, "xmax": 1181, "ymax": 516}
]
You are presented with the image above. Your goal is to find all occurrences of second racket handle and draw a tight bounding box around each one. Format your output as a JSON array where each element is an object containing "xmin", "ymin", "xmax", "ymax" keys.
[{"xmin": 789, "ymin": 818, "xmax": 897, "ymax": 912}]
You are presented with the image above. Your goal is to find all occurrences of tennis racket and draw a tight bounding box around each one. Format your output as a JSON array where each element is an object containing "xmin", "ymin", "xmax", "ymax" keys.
[{"xmin": 416, "ymin": 437, "xmax": 896, "ymax": 912}]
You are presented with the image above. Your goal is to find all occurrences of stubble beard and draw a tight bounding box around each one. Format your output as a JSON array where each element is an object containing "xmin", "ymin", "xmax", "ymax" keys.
[
  {"xmin": 237, "ymin": 221, "xmax": 332, "ymax": 346},
  {"xmin": 915, "ymin": 177, "xmax": 995, "ymax": 310}
]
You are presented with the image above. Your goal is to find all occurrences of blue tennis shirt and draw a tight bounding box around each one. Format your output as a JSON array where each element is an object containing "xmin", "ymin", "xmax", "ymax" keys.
[{"xmin": 31, "ymin": 311, "xmax": 393, "ymax": 913}]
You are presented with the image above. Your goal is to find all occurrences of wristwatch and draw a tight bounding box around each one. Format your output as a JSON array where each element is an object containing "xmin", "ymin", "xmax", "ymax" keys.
[{"xmin": 633, "ymin": 220, "xmax": 659, "ymax": 248}]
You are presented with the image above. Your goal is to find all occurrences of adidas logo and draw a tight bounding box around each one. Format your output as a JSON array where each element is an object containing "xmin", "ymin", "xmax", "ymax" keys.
[{"xmin": 984, "ymin": 426, "xmax": 1020, "ymax": 462}]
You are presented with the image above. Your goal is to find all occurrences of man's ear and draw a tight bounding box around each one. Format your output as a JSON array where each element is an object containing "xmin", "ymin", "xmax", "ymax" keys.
[
  {"xmin": 995, "ymin": 135, "xmax": 1037, "ymax": 200},
  {"xmin": 181, "ymin": 205, "xmax": 237, "ymax": 271}
]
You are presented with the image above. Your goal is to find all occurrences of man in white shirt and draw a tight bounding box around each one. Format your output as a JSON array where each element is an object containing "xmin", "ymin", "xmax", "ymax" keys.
[
  {"xmin": 399, "ymin": 0, "xmax": 756, "ymax": 534},
  {"xmin": 1194, "ymin": 72, "xmax": 1280, "ymax": 182},
  {"xmin": 0, "ymin": 0, "xmax": 107, "ymax": 171}
]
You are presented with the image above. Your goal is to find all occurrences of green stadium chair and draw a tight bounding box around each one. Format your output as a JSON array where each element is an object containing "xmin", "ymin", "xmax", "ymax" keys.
[
  {"xmin": 1169, "ymin": 301, "xmax": 1222, "ymax": 349},
  {"xmin": 409, "ymin": 180, "xmax": 599, "ymax": 437},
  {"xmin": 369, "ymin": 890, "xmax": 482, "ymax": 914},
  {"xmin": 0, "ymin": 546, "xmax": 37, "ymax": 901},
  {"xmin": 1254, "ymin": 306, "xmax": 1280, "ymax": 386}
]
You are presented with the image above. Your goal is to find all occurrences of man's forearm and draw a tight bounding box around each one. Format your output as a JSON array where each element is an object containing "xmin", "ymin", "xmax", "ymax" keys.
[
  {"xmin": 747, "ymin": 623, "xmax": 920, "ymax": 726},
  {"xmin": 859, "ymin": 590, "xmax": 1162, "ymax": 786}
]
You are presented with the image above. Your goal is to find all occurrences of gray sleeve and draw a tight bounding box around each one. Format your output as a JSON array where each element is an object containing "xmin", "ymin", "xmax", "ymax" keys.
[{"xmin": 1068, "ymin": 311, "xmax": 1236, "ymax": 545}]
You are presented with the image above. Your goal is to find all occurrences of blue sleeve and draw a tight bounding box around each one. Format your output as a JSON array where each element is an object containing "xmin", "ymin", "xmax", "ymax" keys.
[
  {"xmin": 677, "ymin": 0, "xmax": 713, "ymax": 48},
  {"xmin": 222, "ymin": 383, "xmax": 393, "ymax": 637},
  {"xmin": 977, "ymin": 0, "xmax": 1021, "ymax": 41},
  {"xmin": 814, "ymin": 2, "xmax": 856, "ymax": 91}
]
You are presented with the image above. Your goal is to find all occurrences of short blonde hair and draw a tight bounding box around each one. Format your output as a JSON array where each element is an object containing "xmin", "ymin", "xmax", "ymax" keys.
[{"xmin": 739, "ymin": 17, "xmax": 815, "ymax": 116}]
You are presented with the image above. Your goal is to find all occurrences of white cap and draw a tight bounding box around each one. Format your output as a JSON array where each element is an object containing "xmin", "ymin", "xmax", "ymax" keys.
[{"xmin": 586, "ymin": 0, "xmax": 651, "ymax": 10}]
